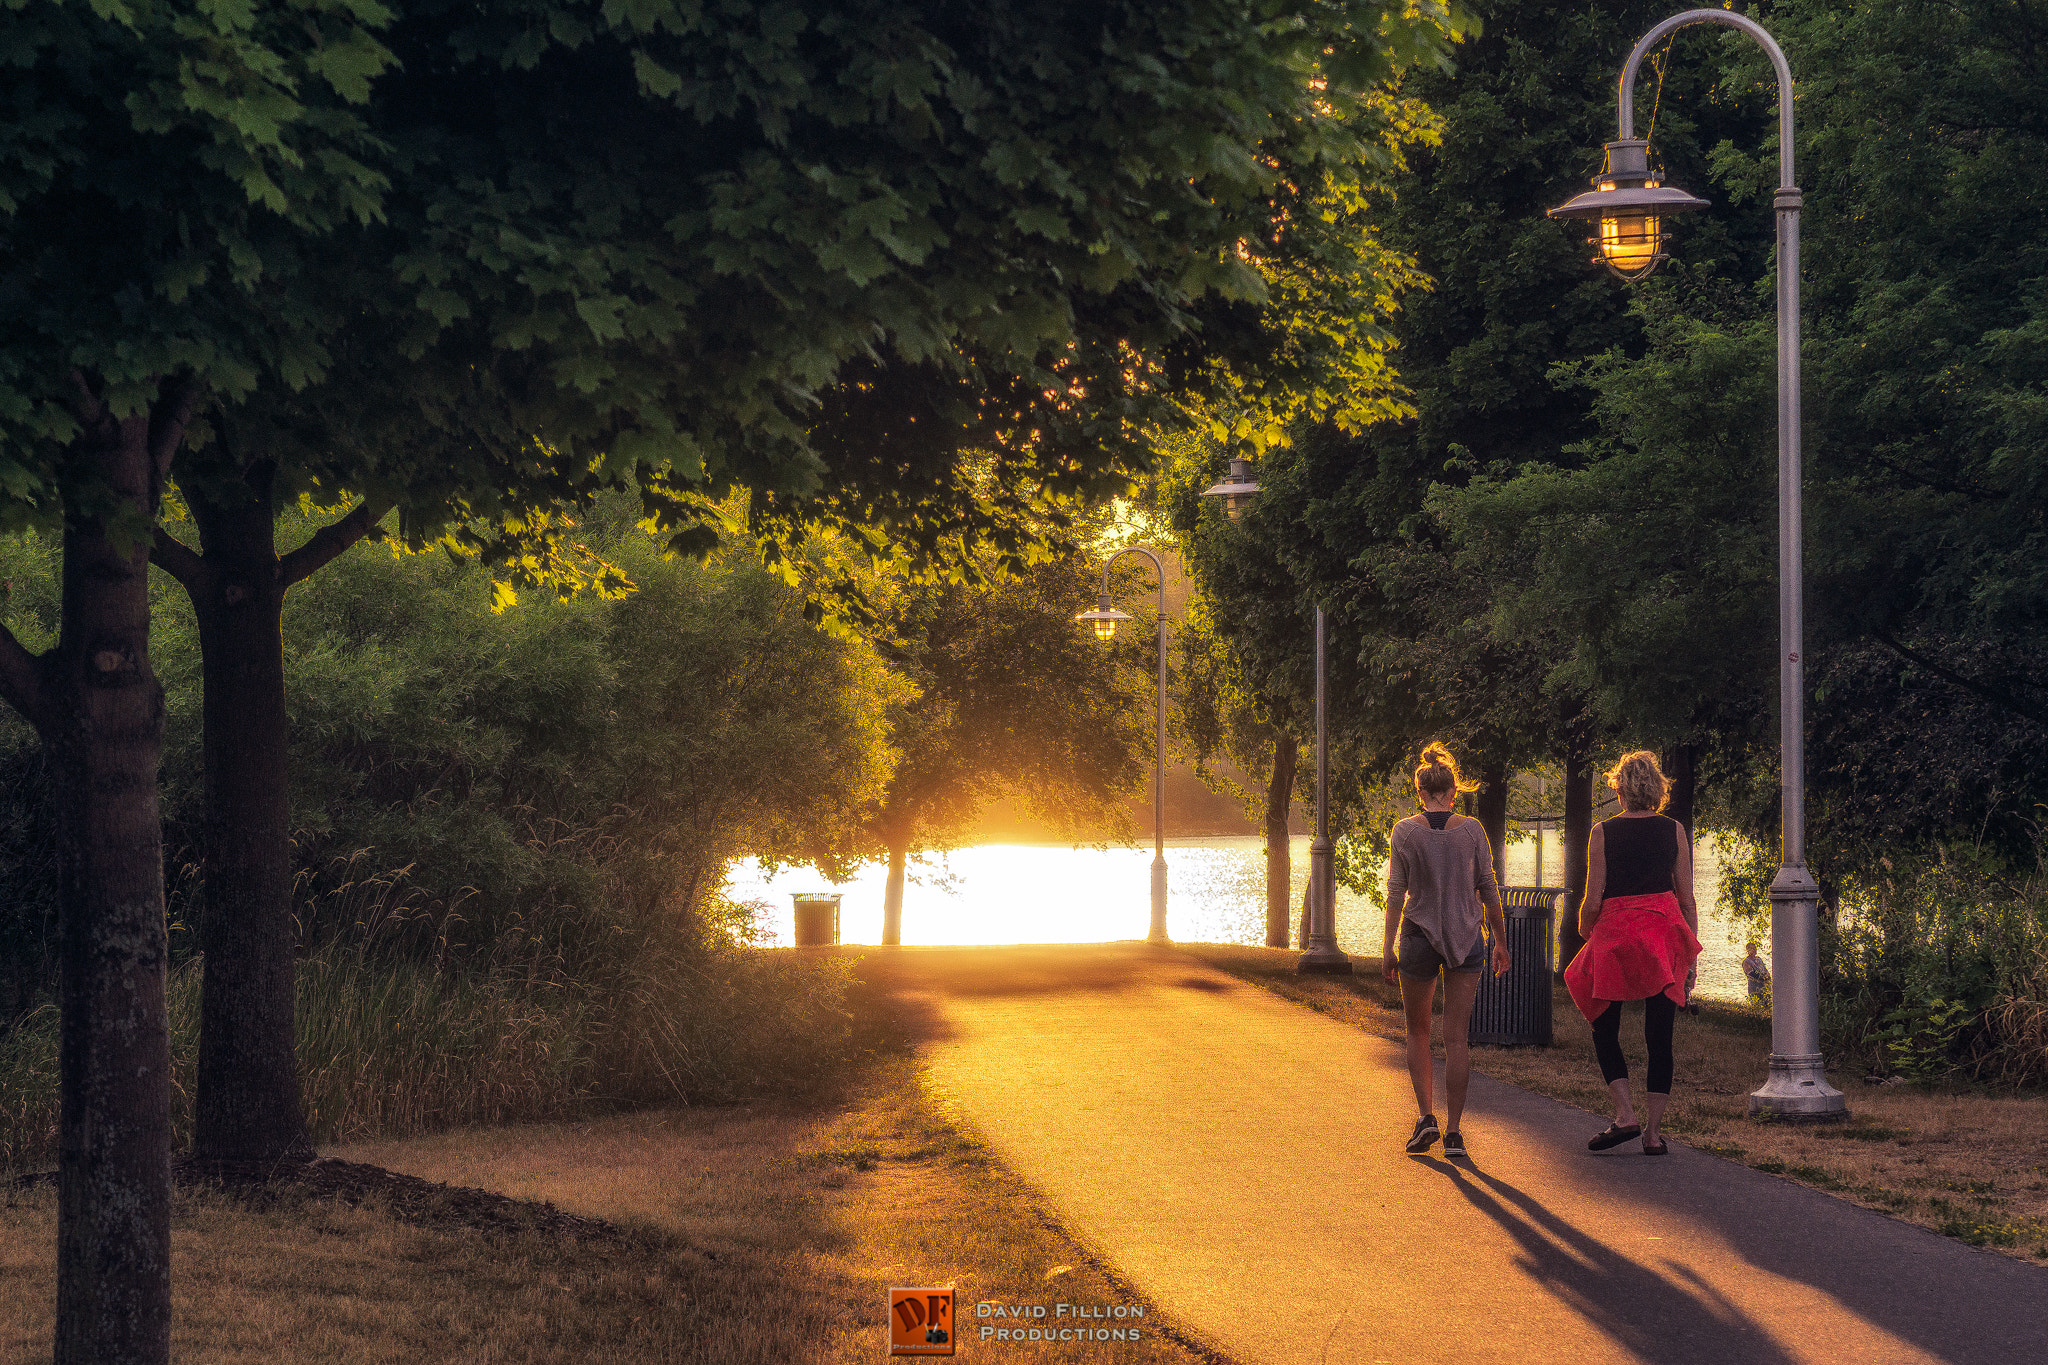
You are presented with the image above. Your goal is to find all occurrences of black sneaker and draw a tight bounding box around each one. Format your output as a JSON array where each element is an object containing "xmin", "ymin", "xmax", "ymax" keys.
[
  {"xmin": 1405, "ymin": 1113, "xmax": 1440, "ymax": 1153},
  {"xmin": 1442, "ymin": 1130, "xmax": 1467, "ymax": 1159}
]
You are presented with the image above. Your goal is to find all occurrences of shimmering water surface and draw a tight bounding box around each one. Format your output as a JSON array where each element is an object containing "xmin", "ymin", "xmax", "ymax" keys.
[{"xmin": 727, "ymin": 831, "xmax": 1758, "ymax": 1003}]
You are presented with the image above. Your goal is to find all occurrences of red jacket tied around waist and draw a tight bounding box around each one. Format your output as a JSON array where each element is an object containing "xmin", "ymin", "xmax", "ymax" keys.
[{"xmin": 1566, "ymin": 891, "xmax": 1702, "ymax": 1022}]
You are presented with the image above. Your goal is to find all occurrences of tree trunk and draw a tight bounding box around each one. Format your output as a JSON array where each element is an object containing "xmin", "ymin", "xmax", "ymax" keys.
[
  {"xmin": 882, "ymin": 843, "xmax": 907, "ymax": 947},
  {"xmin": 183, "ymin": 470, "xmax": 312, "ymax": 1166},
  {"xmin": 1476, "ymin": 763, "xmax": 1509, "ymax": 885},
  {"xmin": 1264, "ymin": 733, "xmax": 1296, "ymax": 947},
  {"xmin": 150, "ymin": 478, "xmax": 387, "ymax": 1168},
  {"xmin": 1558, "ymin": 728, "xmax": 1594, "ymax": 977},
  {"xmin": 0, "ymin": 391, "xmax": 193, "ymax": 1365},
  {"xmin": 1661, "ymin": 742, "xmax": 1696, "ymax": 848}
]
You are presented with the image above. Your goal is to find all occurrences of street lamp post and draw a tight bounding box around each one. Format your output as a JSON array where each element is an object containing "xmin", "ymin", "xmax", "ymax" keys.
[
  {"xmin": 1200, "ymin": 470, "xmax": 1353, "ymax": 975},
  {"xmin": 1548, "ymin": 8, "xmax": 1846, "ymax": 1121},
  {"xmin": 1075, "ymin": 547, "xmax": 1171, "ymax": 945}
]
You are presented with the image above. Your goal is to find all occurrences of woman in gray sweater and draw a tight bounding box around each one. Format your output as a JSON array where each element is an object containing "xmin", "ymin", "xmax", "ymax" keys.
[{"xmin": 1382, "ymin": 742, "xmax": 1509, "ymax": 1160}]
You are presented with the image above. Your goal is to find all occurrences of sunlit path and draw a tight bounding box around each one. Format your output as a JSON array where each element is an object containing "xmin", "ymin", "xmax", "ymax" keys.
[{"xmin": 858, "ymin": 944, "xmax": 2048, "ymax": 1365}]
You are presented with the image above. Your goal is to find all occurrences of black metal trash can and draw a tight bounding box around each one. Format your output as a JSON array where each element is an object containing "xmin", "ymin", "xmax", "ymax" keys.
[
  {"xmin": 791, "ymin": 893, "xmax": 841, "ymax": 947},
  {"xmin": 1469, "ymin": 887, "xmax": 1561, "ymax": 1047}
]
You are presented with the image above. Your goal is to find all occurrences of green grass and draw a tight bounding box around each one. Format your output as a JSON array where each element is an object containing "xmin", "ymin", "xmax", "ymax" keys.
[{"xmin": 0, "ymin": 942, "xmax": 859, "ymax": 1174}]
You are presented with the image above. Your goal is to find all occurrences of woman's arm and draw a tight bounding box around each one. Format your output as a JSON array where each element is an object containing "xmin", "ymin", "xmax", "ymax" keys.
[
  {"xmin": 1472, "ymin": 826, "xmax": 1509, "ymax": 975},
  {"xmin": 1577, "ymin": 822, "xmax": 1607, "ymax": 938},
  {"xmin": 1672, "ymin": 821, "xmax": 1699, "ymax": 934},
  {"xmin": 1383, "ymin": 825, "xmax": 1407, "ymax": 984}
]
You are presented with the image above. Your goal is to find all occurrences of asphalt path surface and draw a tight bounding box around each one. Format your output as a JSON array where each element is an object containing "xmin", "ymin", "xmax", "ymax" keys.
[{"xmin": 857, "ymin": 943, "xmax": 2048, "ymax": 1365}]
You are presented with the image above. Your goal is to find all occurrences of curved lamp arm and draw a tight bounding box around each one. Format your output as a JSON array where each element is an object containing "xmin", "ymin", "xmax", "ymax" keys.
[
  {"xmin": 1619, "ymin": 8, "xmax": 1795, "ymax": 190},
  {"xmin": 1101, "ymin": 545, "xmax": 1167, "ymax": 604}
]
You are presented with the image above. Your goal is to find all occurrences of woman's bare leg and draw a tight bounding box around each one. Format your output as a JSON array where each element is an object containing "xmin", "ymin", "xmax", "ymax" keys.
[
  {"xmin": 1644, "ymin": 1092, "xmax": 1669, "ymax": 1144},
  {"xmin": 1400, "ymin": 970, "xmax": 1438, "ymax": 1116},
  {"xmin": 1441, "ymin": 969, "xmax": 1482, "ymax": 1133},
  {"xmin": 1607, "ymin": 1077, "xmax": 1638, "ymax": 1128}
]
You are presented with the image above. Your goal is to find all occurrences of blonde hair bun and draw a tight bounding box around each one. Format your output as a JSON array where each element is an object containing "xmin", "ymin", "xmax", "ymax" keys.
[{"xmin": 1414, "ymin": 741, "xmax": 1481, "ymax": 800}]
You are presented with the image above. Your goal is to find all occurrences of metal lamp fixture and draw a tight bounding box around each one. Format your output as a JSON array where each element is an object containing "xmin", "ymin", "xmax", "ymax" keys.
[
  {"xmin": 1076, "ymin": 549, "xmax": 1170, "ymax": 944},
  {"xmin": 1547, "ymin": 138, "xmax": 1707, "ymax": 280},
  {"xmin": 1073, "ymin": 591, "xmax": 1131, "ymax": 640},
  {"xmin": 1552, "ymin": 9, "xmax": 1845, "ymax": 1122},
  {"xmin": 1200, "ymin": 458, "xmax": 1262, "ymax": 522},
  {"xmin": 1198, "ymin": 472, "xmax": 1351, "ymax": 975}
]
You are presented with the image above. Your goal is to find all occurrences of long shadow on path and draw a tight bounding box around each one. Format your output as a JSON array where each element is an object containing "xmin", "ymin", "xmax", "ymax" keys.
[{"xmin": 1419, "ymin": 1155, "xmax": 1795, "ymax": 1365}]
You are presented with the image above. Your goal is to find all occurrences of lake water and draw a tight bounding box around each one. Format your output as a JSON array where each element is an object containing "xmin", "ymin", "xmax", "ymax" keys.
[{"xmin": 727, "ymin": 830, "xmax": 1758, "ymax": 1003}]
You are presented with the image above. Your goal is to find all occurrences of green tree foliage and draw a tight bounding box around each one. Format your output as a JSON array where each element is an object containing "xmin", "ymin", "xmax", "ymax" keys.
[
  {"xmin": 0, "ymin": 513, "xmax": 900, "ymax": 990},
  {"xmin": 1432, "ymin": 0, "xmax": 2048, "ymax": 877},
  {"xmin": 0, "ymin": 0, "xmax": 1476, "ymax": 1187},
  {"xmin": 1165, "ymin": 3, "xmax": 1731, "ymax": 906},
  {"xmin": 1411, "ymin": 1, "xmax": 2048, "ymax": 1064}
]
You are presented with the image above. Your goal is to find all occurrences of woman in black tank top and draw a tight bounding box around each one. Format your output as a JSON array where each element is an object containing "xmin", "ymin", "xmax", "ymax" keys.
[
  {"xmin": 1601, "ymin": 816, "xmax": 1678, "ymax": 898},
  {"xmin": 1563, "ymin": 752, "xmax": 1702, "ymax": 1156}
]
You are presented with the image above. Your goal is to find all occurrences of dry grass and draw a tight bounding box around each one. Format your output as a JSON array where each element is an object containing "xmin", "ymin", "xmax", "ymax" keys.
[
  {"xmin": 0, "ymin": 971, "xmax": 1217, "ymax": 1364},
  {"xmin": 1182, "ymin": 942, "xmax": 2048, "ymax": 1263}
]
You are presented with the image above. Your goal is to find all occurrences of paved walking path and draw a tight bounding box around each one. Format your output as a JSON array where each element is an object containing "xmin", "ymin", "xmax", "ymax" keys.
[{"xmin": 859, "ymin": 944, "xmax": 2048, "ymax": 1365}]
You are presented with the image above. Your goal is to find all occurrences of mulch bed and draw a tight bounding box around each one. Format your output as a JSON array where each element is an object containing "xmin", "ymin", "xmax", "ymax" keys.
[{"xmin": 13, "ymin": 1157, "xmax": 666, "ymax": 1250}]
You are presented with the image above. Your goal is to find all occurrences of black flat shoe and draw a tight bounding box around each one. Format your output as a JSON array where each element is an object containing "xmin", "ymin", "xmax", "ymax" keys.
[
  {"xmin": 1642, "ymin": 1138, "xmax": 1669, "ymax": 1156},
  {"xmin": 1587, "ymin": 1123, "xmax": 1643, "ymax": 1151}
]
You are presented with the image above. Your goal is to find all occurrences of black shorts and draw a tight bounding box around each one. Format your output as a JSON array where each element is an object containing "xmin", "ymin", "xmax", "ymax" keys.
[{"xmin": 1398, "ymin": 924, "xmax": 1484, "ymax": 977}]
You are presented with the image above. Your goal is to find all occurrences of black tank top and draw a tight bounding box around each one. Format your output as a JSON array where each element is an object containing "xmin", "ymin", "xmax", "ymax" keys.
[{"xmin": 1602, "ymin": 815, "xmax": 1677, "ymax": 898}]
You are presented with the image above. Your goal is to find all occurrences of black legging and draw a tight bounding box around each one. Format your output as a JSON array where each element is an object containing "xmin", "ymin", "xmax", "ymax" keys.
[{"xmin": 1591, "ymin": 995, "xmax": 1676, "ymax": 1094}]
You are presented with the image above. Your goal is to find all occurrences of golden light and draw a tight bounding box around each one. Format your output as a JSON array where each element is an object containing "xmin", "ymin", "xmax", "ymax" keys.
[
  {"xmin": 1599, "ymin": 207, "xmax": 1662, "ymax": 277},
  {"xmin": 1075, "ymin": 592, "xmax": 1130, "ymax": 640},
  {"xmin": 1547, "ymin": 139, "xmax": 1705, "ymax": 282}
]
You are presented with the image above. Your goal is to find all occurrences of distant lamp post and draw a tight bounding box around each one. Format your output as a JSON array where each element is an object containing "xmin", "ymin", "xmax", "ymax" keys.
[
  {"xmin": 1200, "ymin": 463, "xmax": 1352, "ymax": 975},
  {"xmin": 1202, "ymin": 457, "xmax": 1263, "ymax": 522},
  {"xmin": 1548, "ymin": 9, "xmax": 1845, "ymax": 1121},
  {"xmin": 1076, "ymin": 547, "xmax": 1170, "ymax": 945}
]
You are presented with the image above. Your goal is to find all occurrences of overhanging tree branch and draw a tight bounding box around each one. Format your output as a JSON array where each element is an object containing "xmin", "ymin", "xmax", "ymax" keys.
[
  {"xmin": 1872, "ymin": 630, "xmax": 2048, "ymax": 730},
  {"xmin": 149, "ymin": 529, "xmax": 208, "ymax": 592},
  {"xmin": 279, "ymin": 495, "xmax": 395, "ymax": 586}
]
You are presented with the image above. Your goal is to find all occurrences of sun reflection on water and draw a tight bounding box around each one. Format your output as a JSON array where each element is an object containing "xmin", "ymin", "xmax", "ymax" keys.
[{"xmin": 725, "ymin": 831, "xmax": 1755, "ymax": 1002}]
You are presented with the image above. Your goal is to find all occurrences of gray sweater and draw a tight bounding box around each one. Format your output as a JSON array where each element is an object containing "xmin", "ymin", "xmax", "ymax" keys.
[{"xmin": 1386, "ymin": 813, "xmax": 1501, "ymax": 964}]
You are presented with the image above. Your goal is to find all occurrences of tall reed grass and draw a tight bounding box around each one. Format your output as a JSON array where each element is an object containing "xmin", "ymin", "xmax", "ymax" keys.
[
  {"xmin": 0, "ymin": 936, "xmax": 855, "ymax": 1174},
  {"xmin": 1826, "ymin": 845, "xmax": 2048, "ymax": 1087}
]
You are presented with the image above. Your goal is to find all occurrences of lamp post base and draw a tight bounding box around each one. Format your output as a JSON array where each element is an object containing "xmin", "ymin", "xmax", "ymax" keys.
[
  {"xmin": 1147, "ymin": 857, "xmax": 1169, "ymax": 945},
  {"xmin": 1295, "ymin": 950, "xmax": 1354, "ymax": 975},
  {"xmin": 1748, "ymin": 1052, "xmax": 1849, "ymax": 1122}
]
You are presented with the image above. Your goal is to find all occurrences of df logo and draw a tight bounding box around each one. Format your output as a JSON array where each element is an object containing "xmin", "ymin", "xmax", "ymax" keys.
[{"xmin": 888, "ymin": 1287, "xmax": 955, "ymax": 1357}]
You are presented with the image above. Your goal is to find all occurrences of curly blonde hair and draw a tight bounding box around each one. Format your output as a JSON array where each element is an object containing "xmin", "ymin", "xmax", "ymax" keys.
[
  {"xmin": 1605, "ymin": 750, "xmax": 1670, "ymax": 812},
  {"xmin": 1414, "ymin": 741, "xmax": 1481, "ymax": 801}
]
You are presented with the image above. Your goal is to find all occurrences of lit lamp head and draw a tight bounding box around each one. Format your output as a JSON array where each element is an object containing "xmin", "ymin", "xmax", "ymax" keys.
[
  {"xmin": 1547, "ymin": 139, "xmax": 1707, "ymax": 281},
  {"xmin": 1199, "ymin": 457, "xmax": 1262, "ymax": 522},
  {"xmin": 1074, "ymin": 592, "xmax": 1132, "ymax": 640}
]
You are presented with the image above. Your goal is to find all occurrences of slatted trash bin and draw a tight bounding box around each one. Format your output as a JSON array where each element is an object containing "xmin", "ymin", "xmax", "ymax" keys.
[
  {"xmin": 1469, "ymin": 886, "xmax": 1563, "ymax": 1047},
  {"xmin": 791, "ymin": 893, "xmax": 842, "ymax": 947}
]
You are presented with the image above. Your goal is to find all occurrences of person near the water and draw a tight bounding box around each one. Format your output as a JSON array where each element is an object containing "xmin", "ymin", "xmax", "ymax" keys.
[
  {"xmin": 1382, "ymin": 742, "xmax": 1509, "ymax": 1161},
  {"xmin": 1743, "ymin": 939, "xmax": 1772, "ymax": 1007},
  {"xmin": 1565, "ymin": 750, "xmax": 1703, "ymax": 1157}
]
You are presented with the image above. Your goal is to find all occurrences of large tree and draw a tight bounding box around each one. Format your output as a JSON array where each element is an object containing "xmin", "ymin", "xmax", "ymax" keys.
[
  {"xmin": 149, "ymin": 0, "xmax": 1476, "ymax": 1175},
  {"xmin": 0, "ymin": 3, "xmax": 397, "ymax": 1357}
]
